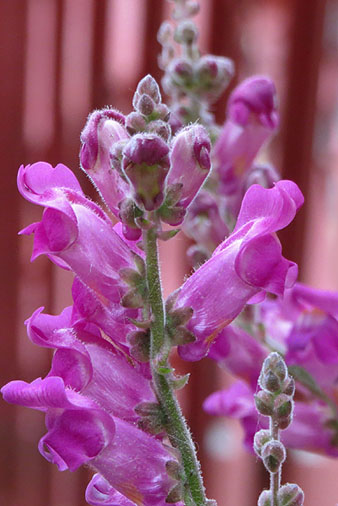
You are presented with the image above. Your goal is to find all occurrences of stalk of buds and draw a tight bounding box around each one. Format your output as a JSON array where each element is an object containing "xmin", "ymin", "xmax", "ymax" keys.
[{"xmin": 254, "ymin": 353, "xmax": 304, "ymax": 506}]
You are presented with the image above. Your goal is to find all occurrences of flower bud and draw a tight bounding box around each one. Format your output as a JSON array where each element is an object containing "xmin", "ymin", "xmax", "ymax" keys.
[
  {"xmin": 135, "ymin": 94, "xmax": 155, "ymax": 116},
  {"xmin": 277, "ymin": 416, "xmax": 292, "ymax": 430},
  {"xmin": 157, "ymin": 21, "xmax": 173, "ymax": 45},
  {"xmin": 227, "ymin": 75, "xmax": 278, "ymax": 129},
  {"xmin": 282, "ymin": 377, "xmax": 295, "ymax": 397},
  {"xmin": 259, "ymin": 352, "xmax": 288, "ymax": 392},
  {"xmin": 257, "ymin": 490, "xmax": 272, "ymax": 506},
  {"xmin": 147, "ymin": 119, "xmax": 171, "ymax": 141},
  {"xmin": 278, "ymin": 483, "xmax": 304, "ymax": 506},
  {"xmin": 186, "ymin": 1, "xmax": 200, "ymax": 17},
  {"xmin": 196, "ymin": 55, "xmax": 234, "ymax": 101},
  {"xmin": 174, "ymin": 20, "xmax": 198, "ymax": 44},
  {"xmin": 254, "ymin": 390, "xmax": 274, "ymax": 416},
  {"xmin": 165, "ymin": 125, "xmax": 211, "ymax": 215},
  {"xmin": 118, "ymin": 198, "xmax": 143, "ymax": 240},
  {"xmin": 244, "ymin": 162, "xmax": 280, "ymax": 190},
  {"xmin": 127, "ymin": 330, "xmax": 150, "ymax": 362},
  {"xmin": 261, "ymin": 440, "xmax": 286, "ymax": 473},
  {"xmin": 122, "ymin": 133, "xmax": 170, "ymax": 211},
  {"xmin": 253, "ymin": 429, "xmax": 272, "ymax": 457},
  {"xmin": 80, "ymin": 109, "xmax": 130, "ymax": 216},
  {"xmin": 125, "ymin": 112, "xmax": 147, "ymax": 134},
  {"xmin": 133, "ymin": 74, "xmax": 161, "ymax": 106},
  {"xmin": 274, "ymin": 394, "xmax": 293, "ymax": 420}
]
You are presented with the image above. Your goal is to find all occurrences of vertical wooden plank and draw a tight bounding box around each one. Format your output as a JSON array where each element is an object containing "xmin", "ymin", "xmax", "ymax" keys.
[
  {"xmin": 279, "ymin": 0, "xmax": 326, "ymax": 270},
  {"xmin": 0, "ymin": 2, "xmax": 26, "ymax": 505},
  {"xmin": 141, "ymin": 0, "xmax": 166, "ymax": 82}
]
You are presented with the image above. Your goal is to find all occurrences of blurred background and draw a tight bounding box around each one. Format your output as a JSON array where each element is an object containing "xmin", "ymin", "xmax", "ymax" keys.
[{"xmin": 1, "ymin": 0, "xmax": 338, "ymax": 504}]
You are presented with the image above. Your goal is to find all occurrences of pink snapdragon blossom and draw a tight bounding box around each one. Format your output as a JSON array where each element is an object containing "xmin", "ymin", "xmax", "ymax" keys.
[
  {"xmin": 2, "ymin": 307, "xmax": 178, "ymax": 505},
  {"xmin": 166, "ymin": 124, "xmax": 211, "ymax": 212},
  {"xmin": 260, "ymin": 283, "xmax": 338, "ymax": 401},
  {"xmin": 213, "ymin": 76, "xmax": 279, "ymax": 215},
  {"xmin": 80, "ymin": 108, "xmax": 130, "ymax": 216},
  {"xmin": 173, "ymin": 180, "xmax": 303, "ymax": 361},
  {"xmin": 18, "ymin": 162, "xmax": 144, "ymax": 307},
  {"xmin": 208, "ymin": 325, "xmax": 267, "ymax": 388}
]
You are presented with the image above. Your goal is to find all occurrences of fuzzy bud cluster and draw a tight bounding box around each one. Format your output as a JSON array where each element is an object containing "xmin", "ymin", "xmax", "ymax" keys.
[
  {"xmin": 257, "ymin": 484, "xmax": 304, "ymax": 506},
  {"xmin": 254, "ymin": 353, "xmax": 304, "ymax": 506},
  {"xmin": 255, "ymin": 352, "xmax": 295, "ymax": 430}
]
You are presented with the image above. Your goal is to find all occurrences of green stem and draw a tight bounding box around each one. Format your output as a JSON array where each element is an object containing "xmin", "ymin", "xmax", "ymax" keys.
[{"xmin": 144, "ymin": 226, "xmax": 208, "ymax": 506}]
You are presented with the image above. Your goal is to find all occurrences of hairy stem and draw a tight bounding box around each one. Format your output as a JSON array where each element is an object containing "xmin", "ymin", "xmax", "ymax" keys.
[
  {"xmin": 269, "ymin": 418, "xmax": 280, "ymax": 506},
  {"xmin": 144, "ymin": 226, "xmax": 208, "ymax": 506}
]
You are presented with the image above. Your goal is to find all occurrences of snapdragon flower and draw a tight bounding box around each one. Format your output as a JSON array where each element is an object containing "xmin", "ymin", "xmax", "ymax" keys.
[
  {"xmin": 2, "ymin": 306, "xmax": 179, "ymax": 505},
  {"xmin": 172, "ymin": 180, "xmax": 303, "ymax": 361}
]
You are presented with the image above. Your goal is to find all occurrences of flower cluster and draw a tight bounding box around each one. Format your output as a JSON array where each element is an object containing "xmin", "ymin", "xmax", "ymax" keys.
[
  {"xmin": 204, "ymin": 282, "xmax": 338, "ymax": 457},
  {"xmin": 2, "ymin": 0, "xmax": 337, "ymax": 504}
]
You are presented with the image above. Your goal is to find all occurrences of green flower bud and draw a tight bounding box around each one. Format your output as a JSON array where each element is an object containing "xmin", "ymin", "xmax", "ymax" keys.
[
  {"xmin": 278, "ymin": 483, "xmax": 304, "ymax": 505},
  {"xmin": 253, "ymin": 429, "xmax": 272, "ymax": 457},
  {"xmin": 261, "ymin": 440, "xmax": 286, "ymax": 473},
  {"xmin": 254, "ymin": 390, "xmax": 274, "ymax": 416},
  {"xmin": 257, "ymin": 490, "xmax": 271, "ymax": 506}
]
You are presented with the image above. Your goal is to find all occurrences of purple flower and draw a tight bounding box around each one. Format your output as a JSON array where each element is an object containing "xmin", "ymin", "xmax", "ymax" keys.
[
  {"xmin": 260, "ymin": 283, "xmax": 338, "ymax": 400},
  {"xmin": 2, "ymin": 307, "xmax": 178, "ymax": 505},
  {"xmin": 213, "ymin": 76, "xmax": 279, "ymax": 214},
  {"xmin": 122, "ymin": 134, "xmax": 170, "ymax": 211},
  {"xmin": 18, "ymin": 162, "xmax": 144, "ymax": 307},
  {"xmin": 173, "ymin": 180, "xmax": 303, "ymax": 361},
  {"xmin": 80, "ymin": 109, "xmax": 130, "ymax": 217},
  {"xmin": 166, "ymin": 125, "xmax": 211, "ymax": 213},
  {"xmin": 209, "ymin": 325, "xmax": 267, "ymax": 388}
]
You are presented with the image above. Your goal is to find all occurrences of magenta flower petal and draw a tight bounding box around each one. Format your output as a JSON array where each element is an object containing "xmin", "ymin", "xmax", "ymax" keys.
[
  {"xmin": 167, "ymin": 125, "xmax": 211, "ymax": 212},
  {"xmin": 1, "ymin": 376, "xmax": 116, "ymax": 471},
  {"xmin": 17, "ymin": 162, "xmax": 83, "ymax": 204},
  {"xmin": 176, "ymin": 180, "xmax": 303, "ymax": 361},
  {"xmin": 86, "ymin": 474, "xmax": 136, "ymax": 506},
  {"xmin": 213, "ymin": 76, "xmax": 279, "ymax": 204},
  {"xmin": 80, "ymin": 110, "xmax": 131, "ymax": 216},
  {"xmin": 209, "ymin": 325, "xmax": 267, "ymax": 387},
  {"xmin": 93, "ymin": 417, "xmax": 176, "ymax": 506}
]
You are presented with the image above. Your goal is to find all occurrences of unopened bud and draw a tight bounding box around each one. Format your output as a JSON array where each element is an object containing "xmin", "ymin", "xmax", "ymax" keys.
[
  {"xmin": 172, "ymin": 58, "xmax": 194, "ymax": 80},
  {"xmin": 253, "ymin": 430, "xmax": 272, "ymax": 456},
  {"xmin": 122, "ymin": 134, "xmax": 170, "ymax": 210},
  {"xmin": 147, "ymin": 120, "xmax": 171, "ymax": 141},
  {"xmin": 165, "ymin": 125, "xmax": 211, "ymax": 215},
  {"xmin": 155, "ymin": 103, "xmax": 171, "ymax": 122},
  {"xmin": 135, "ymin": 94, "xmax": 155, "ymax": 116},
  {"xmin": 166, "ymin": 484, "xmax": 183, "ymax": 503},
  {"xmin": 257, "ymin": 490, "xmax": 271, "ymax": 506},
  {"xmin": 244, "ymin": 163, "xmax": 280, "ymax": 190},
  {"xmin": 174, "ymin": 20, "xmax": 198, "ymax": 44},
  {"xmin": 254, "ymin": 390, "xmax": 274, "ymax": 416},
  {"xmin": 127, "ymin": 330, "xmax": 150, "ymax": 362},
  {"xmin": 165, "ymin": 460, "xmax": 181, "ymax": 481},
  {"xmin": 133, "ymin": 74, "xmax": 161, "ymax": 107},
  {"xmin": 227, "ymin": 75, "xmax": 279, "ymax": 129},
  {"xmin": 277, "ymin": 415, "xmax": 292, "ymax": 431},
  {"xmin": 157, "ymin": 21, "xmax": 173, "ymax": 45},
  {"xmin": 185, "ymin": 1, "xmax": 200, "ymax": 17},
  {"xmin": 274, "ymin": 394, "xmax": 293, "ymax": 420},
  {"xmin": 259, "ymin": 352, "xmax": 288, "ymax": 392},
  {"xmin": 282, "ymin": 377, "xmax": 295, "ymax": 397},
  {"xmin": 261, "ymin": 440, "xmax": 286, "ymax": 473},
  {"xmin": 125, "ymin": 112, "xmax": 147, "ymax": 135},
  {"xmin": 278, "ymin": 483, "xmax": 304, "ymax": 506}
]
